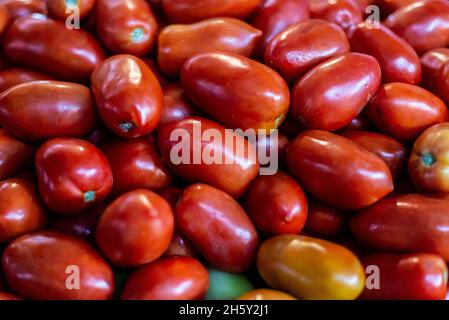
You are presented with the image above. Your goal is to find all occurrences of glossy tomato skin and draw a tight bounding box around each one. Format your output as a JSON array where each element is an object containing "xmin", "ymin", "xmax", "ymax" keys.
[
  {"xmin": 0, "ymin": 4, "xmax": 10, "ymax": 36},
  {"xmin": 158, "ymin": 18, "xmax": 262, "ymax": 77},
  {"xmin": 96, "ymin": 190, "xmax": 174, "ymax": 267},
  {"xmin": 245, "ymin": 171, "xmax": 308, "ymax": 235},
  {"xmin": 376, "ymin": 0, "xmax": 422, "ymax": 17},
  {"xmin": 91, "ymin": 54, "xmax": 163, "ymax": 138},
  {"xmin": 47, "ymin": 0, "xmax": 95, "ymax": 20},
  {"xmin": 340, "ymin": 130, "xmax": 407, "ymax": 179},
  {"xmin": 101, "ymin": 136, "xmax": 173, "ymax": 196},
  {"xmin": 175, "ymin": 183, "xmax": 259, "ymax": 273},
  {"xmin": 305, "ymin": 198, "xmax": 346, "ymax": 238},
  {"xmin": 238, "ymin": 289, "xmax": 296, "ymax": 300},
  {"xmin": 164, "ymin": 231, "xmax": 199, "ymax": 258},
  {"xmin": 287, "ymin": 130, "xmax": 393, "ymax": 209},
  {"xmin": 0, "ymin": 68, "xmax": 54, "ymax": 93},
  {"xmin": 367, "ymin": 82, "xmax": 449, "ymax": 142},
  {"xmin": 0, "ymin": 177, "xmax": 47, "ymax": 243},
  {"xmin": 254, "ymin": 130, "xmax": 290, "ymax": 168},
  {"xmin": 0, "ymin": 129, "xmax": 34, "ymax": 180},
  {"xmin": 361, "ymin": 253, "xmax": 448, "ymax": 300},
  {"xmin": 158, "ymin": 117, "xmax": 259, "ymax": 198},
  {"xmin": 421, "ymin": 48, "xmax": 449, "ymax": 89},
  {"xmin": 2, "ymin": 231, "xmax": 114, "ymax": 300},
  {"xmin": 3, "ymin": 17, "xmax": 105, "ymax": 82},
  {"xmin": 121, "ymin": 256, "xmax": 208, "ymax": 300},
  {"xmin": 348, "ymin": 22, "xmax": 421, "ymax": 84},
  {"xmin": 35, "ymin": 138, "xmax": 113, "ymax": 215},
  {"xmin": 408, "ymin": 123, "xmax": 449, "ymax": 192},
  {"xmin": 291, "ymin": 53, "xmax": 381, "ymax": 131},
  {"xmin": 350, "ymin": 194, "xmax": 449, "ymax": 260},
  {"xmin": 96, "ymin": 0, "xmax": 158, "ymax": 56},
  {"xmin": 257, "ymin": 235, "xmax": 365, "ymax": 300},
  {"xmin": 251, "ymin": 0, "xmax": 309, "ymax": 56},
  {"xmin": 182, "ymin": 52, "xmax": 289, "ymax": 131},
  {"xmin": 385, "ymin": 0, "xmax": 449, "ymax": 54},
  {"xmin": 2, "ymin": 0, "xmax": 47, "ymax": 19},
  {"xmin": 0, "ymin": 81, "xmax": 96, "ymax": 141},
  {"xmin": 264, "ymin": 19, "xmax": 350, "ymax": 83},
  {"xmin": 310, "ymin": 0, "xmax": 363, "ymax": 30},
  {"xmin": 161, "ymin": 0, "xmax": 261, "ymax": 23}
]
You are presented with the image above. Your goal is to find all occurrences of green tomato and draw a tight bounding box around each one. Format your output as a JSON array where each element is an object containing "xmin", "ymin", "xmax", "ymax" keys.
[{"xmin": 205, "ymin": 268, "xmax": 254, "ymax": 300}]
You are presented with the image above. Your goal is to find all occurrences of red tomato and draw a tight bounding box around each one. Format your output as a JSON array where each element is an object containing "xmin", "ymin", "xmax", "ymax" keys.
[
  {"xmin": 35, "ymin": 138, "xmax": 113, "ymax": 215},
  {"xmin": 158, "ymin": 186, "xmax": 183, "ymax": 209},
  {"xmin": 2, "ymin": 231, "xmax": 114, "ymax": 300},
  {"xmin": 375, "ymin": 0, "xmax": 424, "ymax": 17},
  {"xmin": 121, "ymin": 256, "xmax": 208, "ymax": 300},
  {"xmin": 287, "ymin": 130, "xmax": 393, "ymax": 209},
  {"xmin": 305, "ymin": 198, "xmax": 347, "ymax": 238},
  {"xmin": 245, "ymin": 171, "xmax": 308, "ymax": 235},
  {"xmin": 421, "ymin": 48, "xmax": 449, "ymax": 89},
  {"xmin": 310, "ymin": 0, "xmax": 363, "ymax": 30},
  {"xmin": 96, "ymin": 189, "xmax": 174, "ymax": 267},
  {"xmin": 0, "ymin": 292, "xmax": 22, "ymax": 300},
  {"xmin": 47, "ymin": 0, "xmax": 95, "ymax": 20},
  {"xmin": 0, "ymin": 129, "xmax": 34, "ymax": 180},
  {"xmin": 164, "ymin": 231, "xmax": 199, "ymax": 258},
  {"xmin": 175, "ymin": 183, "xmax": 259, "ymax": 273},
  {"xmin": 0, "ymin": 4, "xmax": 10, "ymax": 36},
  {"xmin": 1, "ymin": 0, "xmax": 47, "ymax": 19},
  {"xmin": 0, "ymin": 68, "xmax": 54, "ymax": 93}
]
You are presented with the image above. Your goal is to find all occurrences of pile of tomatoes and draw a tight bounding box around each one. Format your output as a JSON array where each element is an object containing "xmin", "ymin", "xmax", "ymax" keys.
[{"xmin": 0, "ymin": 0, "xmax": 449, "ymax": 301}]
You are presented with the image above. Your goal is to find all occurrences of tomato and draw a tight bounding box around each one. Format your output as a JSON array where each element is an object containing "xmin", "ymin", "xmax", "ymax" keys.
[
  {"xmin": 158, "ymin": 117, "xmax": 259, "ymax": 198},
  {"xmin": 385, "ymin": 0, "xmax": 449, "ymax": 54},
  {"xmin": 142, "ymin": 58, "xmax": 169, "ymax": 87},
  {"xmin": 0, "ymin": 177, "xmax": 47, "ymax": 243},
  {"xmin": 181, "ymin": 52, "xmax": 289, "ymax": 131},
  {"xmin": 408, "ymin": 122, "xmax": 449, "ymax": 192},
  {"xmin": 264, "ymin": 19, "xmax": 350, "ymax": 83},
  {"xmin": 3, "ymin": 16, "xmax": 105, "ymax": 82},
  {"xmin": 305, "ymin": 198, "xmax": 347, "ymax": 238},
  {"xmin": 91, "ymin": 54, "xmax": 163, "ymax": 138},
  {"xmin": 251, "ymin": 0, "xmax": 309, "ymax": 56},
  {"xmin": 0, "ymin": 68, "xmax": 54, "ymax": 93},
  {"xmin": 158, "ymin": 18, "xmax": 262, "ymax": 77},
  {"xmin": 158, "ymin": 83, "xmax": 200, "ymax": 130},
  {"xmin": 35, "ymin": 138, "xmax": 113, "ymax": 215},
  {"xmin": 291, "ymin": 53, "xmax": 381, "ymax": 131},
  {"xmin": 350, "ymin": 194, "xmax": 449, "ymax": 260},
  {"xmin": 253, "ymin": 131, "xmax": 289, "ymax": 169},
  {"xmin": 161, "ymin": 0, "xmax": 261, "ymax": 23},
  {"xmin": 121, "ymin": 256, "xmax": 208, "ymax": 300},
  {"xmin": 175, "ymin": 183, "xmax": 259, "ymax": 272},
  {"xmin": 164, "ymin": 231, "xmax": 199, "ymax": 258},
  {"xmin": 375, "ymin": 0, "xmax": 423, "ymax": 17},
  {"xmin": 361, "ymin": 253, "xmax": 448, "ymax": 300},
  {"xmin": 101, "ymin": 136, "xmax": 173, "ymax": 196},
  {"xmin": 158, "ymin": 186, "xmax": 183, "ymax": 209},
  {"xmin": 421, "ymin": 48, "xmax": 449, "ymax": 89},
  {"xmin": 367, "ymin": 82, "xmax": 449, "ymax": 142},
  {"xmin": 96, "ymin": 0, "xmax": 158, "ymax": 56},
  {"xmin": 238, "ymin": 289, "xmax": 296, "ymax": 300},
  {"xmin": 0, "ymin": 4, "xmax": 10, "ymax": 36},
  {"xmin": 0, "ymin": 129, "xmax": 34, "ymax": 180},
  {"xmin": 287, "ymin": 130, "xmax": 393, "ymax": 209},
  {"xmin": 341, "ymin": 110, "xmax": 373, "ymax": 131},
  {"xmin": 47, "ymin": 0, "xmax": 95, "ymax": 20},
  {"xmin": 340, "ymin": 130, "xmax": 407, "ymax": 179},
  {"xmin": 1, "ymin": 0, "xmax": 47, "ymax": 19},
  {"xmin": 96, "ymin": 189, "xmax": 174, "ymax": 267},
  {"xmin": 348, "ymin": 22, "xmax": 421, "ymax": 84},
  {"xmin": 0, "ymin": 81, "xmax": 96, "ymax": 141},
  {"xmin": 310, "ymin": 0, "xmax": 363, "ymax": 30},
  {"xmin": 0, "ymin": 292, "xmax": 22, "ymax": 300},
  {"xmin": 257, "ymin": 234, "xmax": 365, "ymax": 300},
  {"xmin": 2, "ymin": 230, "xmax": 114, "ymax": 300},
  {"xmin": 245, "ymin": 171, "xmax": 308, "ymax": 235},
  {"xmin": 205, "ymin": 268, "xmax": 253, "ymax": 300}
]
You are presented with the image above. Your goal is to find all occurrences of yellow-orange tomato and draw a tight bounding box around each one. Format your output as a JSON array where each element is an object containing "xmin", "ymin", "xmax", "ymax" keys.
[
  {"xmin": 257, "ymin": 234, "xmax": 365, "ymax": 300},
  {"xmin": 238, "ymin": 289, "xmax": 296, "ymax": 300}
]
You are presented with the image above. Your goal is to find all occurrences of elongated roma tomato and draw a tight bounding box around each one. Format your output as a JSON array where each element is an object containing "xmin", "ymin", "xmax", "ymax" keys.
[
  {"xmin": 0, "ymin": 81, "xmax": 96, "ymax": 141},
  {"xmin": 0, "ymin": 177, "xmax": 47, "ymax": 243},
  {"xmin": 421, "ymin": 48, "xmax": 449, "ymax": 89},
  {"xmin": 121, "ymin": 256, "xmax": 208, "ymax": 300},
  {"xmin": 257, "ymin": 235, "xmax": 365, "ymax": 300},
  {"xmin": 96, "ymin": 0, "xmax": 158, "ymax": 56},
  {"xmin": 310, "ymin": 0, "xmax": 362, "ymax": 30},
  {"xmin": 91, "ymin": 54, "xmax": 163, "ymax": 138},
  {"xmin": 291, "ymin": 53, "xmax": 381, "ymax": 131},
  {"xmin": 385, "ymin": 0, "xmax": 449, "ymax": 54},
  {"xmin": 348, "ymin": 22, "xmax": 421, "ymax": 84},
  {"xmin": 367, "ymin": 82, "xmax": 449, "ymax": 142},
  {"xmin": 36, "ymin": 138, "xmax": 113, "ymax": 215},
  {"xmin": 181, "ymin": 52, "xmax": 289, "ymax": 131},
  {"xmin": 3, "ymin": 17, "xmax": 105, "ymax": 82},
  {"xmin": 361, "ymin": 253, "xmax": 448, "ymax": 300},
  {"xmin": 287, "ymin": 130, "xmax": 393, "ymax": 210},
  {"xmin": 238, "ymin": 289, "xmax": 296, "ymax": 300},
  {"xmin": 408, "ymin": 122, "xmax": 449, "ymax": 192},
  {"xmin": 47, "ymin": 0, "xmax": 95, "ymax": 20},
  {"xmin": 264, "ymin": 19, "xmax": 350, "ymax": 83},
  {"xmin": 2, "ymin": 231, "xmax": 114, "ymax": 300},
  {"xmin": 162, "ymin": 0, "xmax": 261, "ymax": 23},
  {"xmin": 350, "ymin": 194, "xmax": 449, "ymax": 260},
  {"xmin": 175, "ymin": 184, "xmax": 259, "ymax": 273},
  {"xmin": 158, "ymin": 117, "xmax": 259, "ymax": 198},
  {"xmin": 0, "ymin": 68, "xmax": 54, "ymax": 93},
  {"xmin": 0, "ymin": 129, "xmax": 34, "ymax": 180},
  {"xmin": 158, "ymin": 18, "xmax": 262, "ymax": 77}
]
